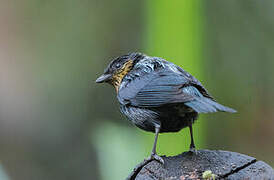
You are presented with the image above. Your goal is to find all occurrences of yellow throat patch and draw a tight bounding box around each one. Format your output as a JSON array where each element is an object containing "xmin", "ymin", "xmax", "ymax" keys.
[{"xmin": 112, "ymin": 60, "xmax": 133, "ymax": 92}]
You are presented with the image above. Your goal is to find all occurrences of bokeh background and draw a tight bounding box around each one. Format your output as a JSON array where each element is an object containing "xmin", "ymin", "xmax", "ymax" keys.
[{"xmin": 0, "ymin": 0, "xmax": 273, "ymax": 179}]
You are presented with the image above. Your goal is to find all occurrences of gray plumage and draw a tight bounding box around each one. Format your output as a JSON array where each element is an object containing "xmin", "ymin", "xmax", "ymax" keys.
[
  {"xmin": 116, "ymin": 53, "xmax": 235, "ymax": 133},
  {"xmin": 96, "ymin": 52, "xmax": 236, "ymax": 163}
]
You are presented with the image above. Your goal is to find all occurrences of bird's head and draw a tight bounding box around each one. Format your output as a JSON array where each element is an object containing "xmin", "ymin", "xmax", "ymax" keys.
[{"xmin": 96, "ymin": 52, "xmax": 145, "ymax": 91}]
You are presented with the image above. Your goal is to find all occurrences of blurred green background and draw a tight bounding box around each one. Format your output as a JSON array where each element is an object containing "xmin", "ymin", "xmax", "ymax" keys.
[{"xmin": 0, "ymin": 0, "xmax": 273, "ymax": 180}]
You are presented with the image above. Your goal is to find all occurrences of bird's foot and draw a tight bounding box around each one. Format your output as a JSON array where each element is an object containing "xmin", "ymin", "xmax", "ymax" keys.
[
  {"xmin": 189, "ymin": 146, "xmax": 198, "ymax": 155},
  {"xmin": 145, "ymin": 153, "xmax": 164, "ymax": 164}
]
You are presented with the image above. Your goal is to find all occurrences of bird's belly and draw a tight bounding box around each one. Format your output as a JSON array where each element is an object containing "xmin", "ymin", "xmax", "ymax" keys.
[
  {"xmin": 120, "ymin": 105, "xmax": 159, "ymax": 132},
  {"xmin": 120, "ymin": 104, "xmax": 198, "ymax": 133},
  {"xmin": 157, "ymin": 104, "xmax": 198, "ymax": 132},
  {"xmin": 159, "ymin": 111, "xmax": 198, "ymax": 132}
]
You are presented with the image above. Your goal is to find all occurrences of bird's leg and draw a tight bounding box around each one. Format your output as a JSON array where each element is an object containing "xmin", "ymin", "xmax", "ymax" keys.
[
  {"xmin": 189, "ymin": 123, "xmax": 197, "ymax": 154},
  {"xmin": 145, "ymin": 125, "xmax": 164, "ymax": 164},
  {"xmin": 151, "ymin": 125, "xmax": 159, "ymax": 155}
]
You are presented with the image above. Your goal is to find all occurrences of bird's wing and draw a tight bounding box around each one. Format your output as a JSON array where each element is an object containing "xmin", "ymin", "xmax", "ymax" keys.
[
  {"xmin": 118, "ymin": 70, "xmax": 208, "ymax": 107},
  {"xmin": 118, "ymin": 66, "xmax": 236, "ymax": 113}
]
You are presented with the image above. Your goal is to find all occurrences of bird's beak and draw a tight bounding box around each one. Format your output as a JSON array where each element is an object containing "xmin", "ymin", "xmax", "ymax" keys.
[{"xmin": 95, "ymin": 73, "xmax": 112, "ymax": 83}]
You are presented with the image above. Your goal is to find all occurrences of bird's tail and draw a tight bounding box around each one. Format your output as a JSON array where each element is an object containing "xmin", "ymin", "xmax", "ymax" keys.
[{"xmin": 185, "ymin": 97, "xmax": 236, "ymax": 113}]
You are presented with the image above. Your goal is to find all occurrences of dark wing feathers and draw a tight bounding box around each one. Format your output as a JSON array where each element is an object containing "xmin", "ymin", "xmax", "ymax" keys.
[
  {"xmin": 182, "ymin": 86, "xmax": 236, "ymax": 113},
  {"xmin": 185, "ymin": 97, "xmax": 237, "ymax": 113},
  {"xmin": 118, "ymin": 71, "xmax": 194, "ymax": 107},
  {"xmin": 133, "ymin": 84, "xmax": 193, "ymax": 107},
  {"xmin": 118, "ymin": 70, "xmax": 236, "ymax": 113}
]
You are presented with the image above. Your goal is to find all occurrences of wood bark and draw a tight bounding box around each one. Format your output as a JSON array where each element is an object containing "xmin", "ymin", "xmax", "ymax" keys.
[{"xmin": 127, "ymin": 150, "xmax": 274, "ymax": 180}]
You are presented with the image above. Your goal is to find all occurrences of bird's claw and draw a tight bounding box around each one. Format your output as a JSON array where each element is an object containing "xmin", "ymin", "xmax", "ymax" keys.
[
  {"xmin": 189, "ymin": 147, "xmax": 198, "ymax": 155},
  {"xmin": 145, "ymin": 153, "xmax": 164, "ymax": 164}
]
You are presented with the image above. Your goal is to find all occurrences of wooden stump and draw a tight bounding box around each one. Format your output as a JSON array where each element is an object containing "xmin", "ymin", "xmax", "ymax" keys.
[{"xmin": 127, "ymin": 150, "xmax": 274, "ymax": 180}]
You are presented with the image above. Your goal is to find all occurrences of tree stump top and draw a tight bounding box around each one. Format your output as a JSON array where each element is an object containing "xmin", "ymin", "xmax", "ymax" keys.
[{"xmin": 127, "ymin": 149, "xmax": 273, "ymax": 180}]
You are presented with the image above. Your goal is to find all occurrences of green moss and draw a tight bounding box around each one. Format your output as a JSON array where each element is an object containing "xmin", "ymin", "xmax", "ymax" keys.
[{"xmin": 202, "ymin": 170, "xmax": 216, "ymax": 180}]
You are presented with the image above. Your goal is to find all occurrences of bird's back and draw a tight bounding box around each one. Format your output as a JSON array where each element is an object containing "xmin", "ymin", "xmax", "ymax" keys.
[{"xmin": 117, "ymin": 57, "xmax": 235, "ymax": 132}]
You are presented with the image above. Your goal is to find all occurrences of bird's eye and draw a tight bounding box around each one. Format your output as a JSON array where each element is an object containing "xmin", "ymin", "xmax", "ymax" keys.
[{"xmin": 115, "ymin": 63, "xmax": 121, "ymax": 69}]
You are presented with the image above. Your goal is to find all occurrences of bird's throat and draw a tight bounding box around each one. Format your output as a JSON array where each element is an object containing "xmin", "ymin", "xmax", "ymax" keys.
[{"xmin": 112, "ymin": 60, "xmax": 133, "ymax": 92}]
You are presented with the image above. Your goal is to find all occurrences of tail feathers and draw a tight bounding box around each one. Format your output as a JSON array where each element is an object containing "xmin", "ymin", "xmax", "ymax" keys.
[{"xmin": 185, "ymin": 97, "xmax": 236, "ymax": 113}]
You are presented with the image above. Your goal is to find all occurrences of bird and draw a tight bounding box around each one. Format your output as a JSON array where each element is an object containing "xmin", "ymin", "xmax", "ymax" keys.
[{"xmin": 95, "ymin": 52, "xmax": 236, "ymax": 164}]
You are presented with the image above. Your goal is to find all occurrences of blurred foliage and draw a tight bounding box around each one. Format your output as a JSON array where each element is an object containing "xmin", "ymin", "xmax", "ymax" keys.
[
  {"xmin": 204, "ymin": 0, "xmax": 274, "ymax": 166},
  {"xmin": 144, "ymin": 0, "xmax": 206, "ymax": 155},
  {"xmin": 0, "ymin": 164, "xmax": 9, "ymax": 180},
  {"xmin": 92, "ymin": 121, "xmax": 147, "ymax": 180}
]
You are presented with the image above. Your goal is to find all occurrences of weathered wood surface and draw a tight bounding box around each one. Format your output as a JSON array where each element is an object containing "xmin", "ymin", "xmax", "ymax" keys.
[{"xmin": 127, "ymin": 150, "xmax": 274, "ymax": 180}]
